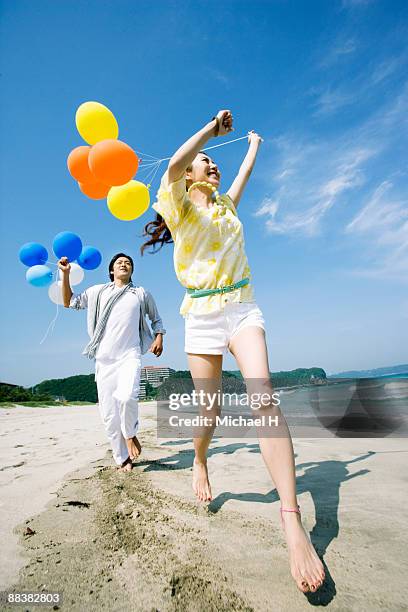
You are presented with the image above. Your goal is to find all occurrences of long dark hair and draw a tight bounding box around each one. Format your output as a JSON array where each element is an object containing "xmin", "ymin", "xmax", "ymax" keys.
[{"xmin": 141, "ymin": 214, "xmax": 173, "ymax": 255}]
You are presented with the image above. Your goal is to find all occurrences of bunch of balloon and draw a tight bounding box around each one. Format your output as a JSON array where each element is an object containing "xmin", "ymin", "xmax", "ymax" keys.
[
  {"xmin": 67, "ymin": 101, "xmax": 150, "ymax": 221},
  {"xmin": 19, "ymin": 231, "xmax": 102, "ymax": 305}
]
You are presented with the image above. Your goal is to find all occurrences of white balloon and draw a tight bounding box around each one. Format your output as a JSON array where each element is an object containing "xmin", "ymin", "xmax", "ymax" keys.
[
  {"xmin": 48, "ymin": 281, "xmax": 65, "ymax": 305},
  {"xmin": 59, "ymin": 262, "xmax": 84, "ymax": 286}
]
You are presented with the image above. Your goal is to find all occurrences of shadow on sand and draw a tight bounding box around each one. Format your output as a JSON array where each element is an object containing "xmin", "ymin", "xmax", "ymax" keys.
[{"xmin": 137, "ymin": 442, "xmax": 375, "ymax": 606}]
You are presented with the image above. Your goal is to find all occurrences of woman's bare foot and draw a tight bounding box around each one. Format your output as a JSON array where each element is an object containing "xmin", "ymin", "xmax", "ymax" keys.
[
  {"xmin": 126, "ymin": 436, "xmax": 142, "ymax": 460},
  {"xmin": 281, "ymin": 511, "xmax": 325, "ymax": 593},
  {"xmin": 192, "ymin": 458, "xmax": 212, "ymax": 502},
  {"xmin": 118, "ymin": 457, "xmax": 133, "ymax": 472}
]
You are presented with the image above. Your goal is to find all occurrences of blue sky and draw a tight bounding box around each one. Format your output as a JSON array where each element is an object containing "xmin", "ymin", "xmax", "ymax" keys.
[{"xmin": 1, "ymin": 0, "xmax": 407, "ymax": 386}]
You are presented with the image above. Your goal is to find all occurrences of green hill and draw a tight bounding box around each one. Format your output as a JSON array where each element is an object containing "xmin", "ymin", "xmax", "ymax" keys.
[
  {"xmin": 0, "ymin": 382, "xmax": 53, "ymax": 403},
  {"xmin": 228, "ymin": 367, "xmax": 326, "ymax": 387},
  {"xmin": 34, "ymin": 374, "xmax": 97, "ymax": 403},
  {"xmin": 2, "ymin": 367, "xmax": 326, "ymax": 404},
  {"xmin": 156, "ymin": 367, "xmax": 326, "ymax": 400}
]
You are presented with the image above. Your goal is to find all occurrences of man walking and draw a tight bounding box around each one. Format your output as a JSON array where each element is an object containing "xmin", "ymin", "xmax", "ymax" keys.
[{"xmin": 59, "ymin": 253, "xmax": 165, "ymax": 472}]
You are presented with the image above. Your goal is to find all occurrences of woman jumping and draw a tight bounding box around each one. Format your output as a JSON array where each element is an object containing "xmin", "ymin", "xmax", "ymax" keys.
[{"xmin": 141, "ymin": 110, "xmax": 325, "ymax": 593}]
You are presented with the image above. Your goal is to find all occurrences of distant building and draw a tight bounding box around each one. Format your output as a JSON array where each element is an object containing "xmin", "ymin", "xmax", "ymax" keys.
[
  {"xmin": 310, "ymin": 374, "xmax": 325, "ymax": 385},
  {"xmin": 139, "ymin": 380, "xmax": 147, "ymax": 400},
  {"xmin": 141, "ymin": 366, "xmax": 175, "ymax": 388}
]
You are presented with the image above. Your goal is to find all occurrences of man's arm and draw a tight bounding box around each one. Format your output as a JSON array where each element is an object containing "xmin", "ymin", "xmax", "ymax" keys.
[
  {"xmin": 227, "ymin": 131, "xmax": 263, "ymax": 207},
  {"xmin": 58, "ymin": 257, "xmax": 91, "ymax": 310},
  {"xmin": 144, "ymin": 290, "xmax": 166, "ymax": 357},
  {"xmin": 58, "ymin": 257, "xmax": 73, "ymax": 307},
  {"xmin": 144, "ymin": 290, "xmax": 166, "ymax": 334}
]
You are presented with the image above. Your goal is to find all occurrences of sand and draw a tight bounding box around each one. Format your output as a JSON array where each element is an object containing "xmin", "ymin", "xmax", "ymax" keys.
[{"xmin": 1, "ymin": 403, "xmax": 407, "ymax": 611}]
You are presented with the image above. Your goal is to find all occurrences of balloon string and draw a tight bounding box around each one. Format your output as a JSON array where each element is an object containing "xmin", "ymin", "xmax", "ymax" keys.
[
  {"xmin": 139, "ymin": 161, "xmax": 162, "ymax": 169},
  {"xmin": 140, "ymin": 160, "xmax": 163, "ymax": 186},
  {"xmin": 39, "ymin": 303, "xmax": 60, "ymax": 345},
  {"xmin": 39, "ymin": 270, "xmax": 60, "ymax": 345},
  {"xmin": 159, "ymin": 134, "xmax": 249, "ymax": 162},
  {"xmin": 137, "ymin": 162, "xmax": 160, "ymax": 182},
  {"xmin": 146, "ymin": 160, "xmax": 164, "ymax": 186},
  {"xmin": 136, "ymin": 135, "xmax": 248, "ymax": 189},
  {"xmin": 148, "ymin": 160, "xmax": 164, "ymax": 186},
  {"xmin": 135, "ymin": 150, "xmax": 161, "ymax": 161}
]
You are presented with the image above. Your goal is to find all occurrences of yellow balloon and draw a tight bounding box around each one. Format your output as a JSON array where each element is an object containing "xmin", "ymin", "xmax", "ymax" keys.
[
  {"xmin": 107, "ymin": 181, "xmax": 150, "ymax": 221},
  {"xmin": 75, "ymin": 101, "xmax": 119, "ymax": 145}
]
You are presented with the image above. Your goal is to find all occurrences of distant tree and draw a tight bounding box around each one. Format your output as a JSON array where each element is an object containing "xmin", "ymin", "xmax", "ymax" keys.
[
  {"xmin": 0, "ymin": 383, "xmax": 53, "ymax": 403},
  {"xmin": 34, "ymin": 374, "xmax": 98, "ymax": 403}
]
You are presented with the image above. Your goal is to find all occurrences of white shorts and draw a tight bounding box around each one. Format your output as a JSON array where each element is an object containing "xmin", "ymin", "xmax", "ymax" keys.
[{"xmin": 185, "ymin": 302, "xmax": 265, "ymax": 355}]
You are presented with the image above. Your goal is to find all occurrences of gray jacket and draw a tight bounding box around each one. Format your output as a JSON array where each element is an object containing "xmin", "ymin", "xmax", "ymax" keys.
[{"xmin": 70, "ymin": 283, "xmax": 166, "ymax": 356}]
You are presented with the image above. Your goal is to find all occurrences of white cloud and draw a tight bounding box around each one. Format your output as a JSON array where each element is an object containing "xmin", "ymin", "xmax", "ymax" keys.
[
  {"xmin": 334, "ymin": 38, "xmax": 357, "ymax": 56},
  {"xmin": 313, "ymin": 87, "xmax": 356, "ymax": 116},
  {"xmin": 370, "ymin": 56, "xmax": 404, "ymax": 85},
  {"xmin": 320, "ymin": 37, "xmax": 357, "ymax": 68},
  {"xmin": 206, "ymin": 68, "xmax": 230, "ymax": 87},
  {"xmin": 346, "ymin": 182, "xmax": 400, "ymax": 233},
  {"xmin": 255, "ymin": 83, "xmax": 408, "ymax": 240},
  {"xmin": 313, "ymin": 41, "xmax": 407, "ymax": 116},
  {"xmin": 256, "ymin": 141, "xmax": 377, "ymax": 236},
  {"xmin": 346, "ymin": 181, "xmax": 408, "ymax": 280}
]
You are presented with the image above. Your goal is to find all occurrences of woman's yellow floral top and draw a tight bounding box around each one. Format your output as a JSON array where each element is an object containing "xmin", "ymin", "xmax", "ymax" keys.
[{"xmin": 152, "ymin": 171, "xmax": 255, "ymax": 316}]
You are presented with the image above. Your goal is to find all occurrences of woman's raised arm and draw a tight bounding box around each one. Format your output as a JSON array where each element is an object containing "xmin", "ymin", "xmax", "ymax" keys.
[
  {"xmin": 168, "ymin": 110, "xmax": 233, "ymax": 184},
  {"xmin": 227, "ymin": 131, "xmax": 263, "ymax": 207}
]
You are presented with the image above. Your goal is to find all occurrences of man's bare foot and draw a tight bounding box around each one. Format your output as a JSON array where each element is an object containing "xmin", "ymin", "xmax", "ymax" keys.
[
  {"xmin": 281, "ymin": 511, "xmax": 325, "ymax": 593},
  {"xmin": 118, "ymin": 457, "xmax": 133, "ymax": 472},
  {"xmin": 126, "ymin": 436, "xmax": 142, "ymax": 461},
  {"xmin": 192, "ymin": 458, "xmax": 212, "ymax": 502}
]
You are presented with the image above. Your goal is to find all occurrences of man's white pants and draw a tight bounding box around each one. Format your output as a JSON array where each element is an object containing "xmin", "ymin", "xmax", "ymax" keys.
[{"xmin": 95, "ymin": 352, "xmax": 142, "ymax": 465}]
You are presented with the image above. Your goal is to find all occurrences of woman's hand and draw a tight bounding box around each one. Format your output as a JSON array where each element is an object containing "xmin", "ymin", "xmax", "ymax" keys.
[
  {"xmin": 58, "ymin": 257, "xmax": 71, "ymax": 275},
  {"xmin": 215, "ymin": 110, "xmax": 234, "ymax": 136},
  {"xmin": 247, "ymin": 130, "xmax": 263, "ymax": 146}
]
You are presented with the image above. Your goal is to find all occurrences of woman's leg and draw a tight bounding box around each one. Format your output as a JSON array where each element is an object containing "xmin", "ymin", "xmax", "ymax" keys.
[
  {"xmin": 187, "ymin": 353, "xmax": 223, "ymax": 502},
  {"xmin": 228, "ymin": 326, "xmax": 325, "ymax": 593}
]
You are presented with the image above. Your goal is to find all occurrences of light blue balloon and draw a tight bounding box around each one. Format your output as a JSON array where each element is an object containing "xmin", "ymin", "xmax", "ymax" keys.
[
  {"xmin": 53, "ymin": 231, "xmax": 82, "ymax": 261},
  {"xmin": 19, "ymin": 242, "xmax": 48, "ymax": 267},
  {"xmin": 26, "ymin": 265, "xmax": 53, "ymax": 287},
  {"xmin": 77, "ymin": 246, "xmax": 102, "ymax": 270}
]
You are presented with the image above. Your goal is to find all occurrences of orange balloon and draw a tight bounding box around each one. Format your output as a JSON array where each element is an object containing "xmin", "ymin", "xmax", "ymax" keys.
[
  {"xmin": 78, "ymin": 178, "xmax": 110, "ymax": 200},
  {"xmin": 67, "ymin": 146, "xmax": 94, "ymax": 183},
  {"xmin": 88, "ymin": 139, "xmax": 139, "ymax": 186}
]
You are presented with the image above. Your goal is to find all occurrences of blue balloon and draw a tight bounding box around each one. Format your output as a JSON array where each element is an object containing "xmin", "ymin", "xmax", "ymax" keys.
[
  {"xmin": 53, "ymin": 231, "xmax": 82, "ymax": 261},
  {"xmin": 26, "ymin": 265, "xmax": 53, "ymax": 287},
  {"xmin": 19, "ymin": 242, "xmax": 48, "ymax": 267},
  {"xmin": 77, "ymin": 246, "xmax": 102, "ymax": 270}
]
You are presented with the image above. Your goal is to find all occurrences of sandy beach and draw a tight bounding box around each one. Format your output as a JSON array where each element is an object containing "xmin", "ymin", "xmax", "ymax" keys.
[{"xmin": 1, "ymin": 402, "xmax": 407, "ymax": 611}]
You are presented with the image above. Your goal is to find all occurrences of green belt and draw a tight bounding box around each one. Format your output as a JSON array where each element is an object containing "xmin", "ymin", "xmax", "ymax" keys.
[{"xmin": 186, "ymin": 278, "xmax": 250, "ymax": 299}]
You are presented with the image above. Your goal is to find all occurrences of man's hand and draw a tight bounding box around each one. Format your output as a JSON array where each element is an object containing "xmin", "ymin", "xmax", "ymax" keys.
[
  {"xmin": 149, "ymin": 334, "xmax": 163, "ymax": 357},
  {"xmin": 215, "ymin": 110, "xmax": 234, "ymax": 136},
  {"xmin": 58, "ymin": 257, "xmax": 71, "ymax": 275}
]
